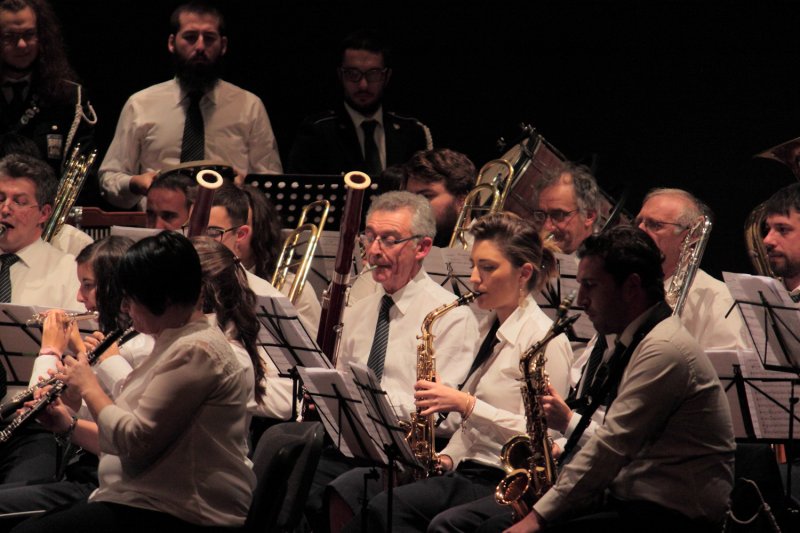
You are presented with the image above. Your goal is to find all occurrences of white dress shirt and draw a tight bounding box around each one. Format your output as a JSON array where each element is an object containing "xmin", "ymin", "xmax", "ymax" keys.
[
  {"xmin": 441, "ymin": 294, "xmax": 572, "ymax": 469},
  {"xmin": 92, "ymin": 318, "xmax": 255, "ymax": 526},
  {"xmin": 99, "ymin": 78, "xmax": 282, "ymax": 209},
  {"xmin": 49, "ymin": 224, "xmax": 93, "ymax": 258},
  {"xmin": 337, "ymin": 268, "xmax": 481, "ymax": 423}
]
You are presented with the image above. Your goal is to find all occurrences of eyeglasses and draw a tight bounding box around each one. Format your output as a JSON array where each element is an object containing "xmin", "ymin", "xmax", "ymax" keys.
[
  {"xmin": 0, "ymin": 30, "xmax": 38, "ymax": 47},
  {"xmin": 634, "ymin": 216, "xmax": 688, "ymax": 233},
  {"xmin": 178, "ymin": 225, "xmax": 241, "ymax": 240},
  {"xmin": 532, "ymin": 209, "xmax": 579, "ymax": 224},
  {"xmin": 0, "ymin": 196, "xmax": 39, "ymax": 212},
  {"xmin": 340, "ymin": 67, "xmax": 388, "ymax": 83},
  {"xmin": 359, "ymin": 233, "xmax": 421, "ymax": 249}
]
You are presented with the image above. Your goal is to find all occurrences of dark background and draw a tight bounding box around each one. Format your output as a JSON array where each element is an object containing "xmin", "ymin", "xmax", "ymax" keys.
[{"xmin": 54, "ymin": 1, "xmax": 800, "ymax": 278}]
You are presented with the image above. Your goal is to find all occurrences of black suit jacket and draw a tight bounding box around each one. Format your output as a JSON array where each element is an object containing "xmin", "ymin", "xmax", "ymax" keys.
[{"xmin": 287, "ymin": 104, "xmax": 431, "ymax": 176}]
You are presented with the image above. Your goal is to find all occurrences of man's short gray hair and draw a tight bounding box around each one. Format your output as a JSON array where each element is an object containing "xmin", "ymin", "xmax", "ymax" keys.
[
  {"xmin": 535, "ymin": 162, "xmax": 601, "ymax": 228},
  {"xmin": 643, "ymin": 188, "xmax": 713, "ymax": 230},
  {"xmin": 367, "ymin": 190, "xmax": 437, "ymax": 239}
]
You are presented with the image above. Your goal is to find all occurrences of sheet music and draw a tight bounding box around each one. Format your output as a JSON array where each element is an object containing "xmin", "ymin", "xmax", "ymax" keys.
[
  {"xmin": 254, "ymin": 294, "xmax": 331, "ymax": 375},
  {"xmin": 723, "ymin": 272, "xmax": 800, "ymax": 370},
  {"xmin": 536, "ymin": 253, "xmax": 595, "ymax": 341},
  {"xmin": 735, "ymin": 348, "xmax": 800, "ymax": 439},
  {"xmin": 306, "ymin": 230, "xmax": 340, "ymax": 299},
  {"xmin": 423, "ymin": 246, "xmax": 472, "ymax": 292},
  {"xmin": 297, "ymin": 366, "xmax": 387, "ymax": 463},
  {"xmin": 109, "ymin": 225, "xmax": 161, "ymax": 242},
  {"xmin": 350, "ymin": 363, "xmax": 418, "ymax": 466},
  {"xmin": 708, "ymin": 349, "xmax": 750, "ymax": 439}
]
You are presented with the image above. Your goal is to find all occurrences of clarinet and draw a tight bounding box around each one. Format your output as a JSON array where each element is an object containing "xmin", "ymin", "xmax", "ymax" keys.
[{"xmin": 0, "ymin": 327, "xmax": 137, "ymax": 443}]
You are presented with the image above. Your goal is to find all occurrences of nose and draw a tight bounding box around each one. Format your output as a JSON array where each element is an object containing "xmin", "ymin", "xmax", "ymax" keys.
[
  {"xmin": 357, "ymin": 77, "xmax": 369, "ymax": 89},
  {"xmin": 543, "ymin": 217, "xmax": 557, "ymax": 232},
  {"xmin": 154, "ymin": 218, "xmax": 169, "ymax": 230},
  {"xmin": 76, "ymin": 289, "xmax": 85, "ymax": 303},
  {"xmin": 469, "ymin": 265, "xmax": 481, "ymax": 286},
  {"xmin": 577, "ymin": 287, "xmax": 588, "ymax": 308},
  {"xmin": 763, "ymin": 228, "xmax": 777, "ymax": 248}
]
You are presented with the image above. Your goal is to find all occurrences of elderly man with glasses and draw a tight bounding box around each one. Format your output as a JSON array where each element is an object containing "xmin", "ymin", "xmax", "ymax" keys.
[
  {"xmin": 287, "ymin": 30, "xmax": 432, "ymax": 178},
  {"xmin": 304, "ymin": 190, "xmax": 480, "ymax": 532},
  {"xmin": 635, "ymin": 187, "xmax": 748, "ymax": 351}
]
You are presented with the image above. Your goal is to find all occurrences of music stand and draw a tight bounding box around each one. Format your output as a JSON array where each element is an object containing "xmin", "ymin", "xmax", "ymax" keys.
[
  {"xmin": 423, "ymin": 247, "xmax": 473, "ymax": 295},
  {"xmin": 723, "ymin": 272, "xmax": 800, "ymax": 499},
  {"xmin": 535, "ymin": 253, "xmax": 595, "ymax": 343},
  {"xmin": 0, "ymin": 304, "xmax": 97, "ymax": 388},
  {"xmin": 253, "ymin": 294, "xmax": 330, "ymax": 420},
  {"xmin": 244, "ymin": 174, "xmax": 384, "ymax": 231}
]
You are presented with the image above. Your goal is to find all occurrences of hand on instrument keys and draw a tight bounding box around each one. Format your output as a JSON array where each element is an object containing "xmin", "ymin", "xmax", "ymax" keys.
[
  {"xmin": 58, "ymin": 351, "xmax": 100, "ymax": 399},
  {"xmin": 434, "ymin": 453, "xmax": 453, "ymax": 475},
  {"xmin": 504, "ymin": 509, "xmax": 545, "ymax": 533},
  {"xmin": 414, "ymin": 374, "xmax": 469, "ymax": 417},
  {"xmin": 540, "ymin": 384, "xmax": 572, "ymax": 434},
  {"xmin": 83, "ymin": 331, "xmax": 122, "ymax": 363},
  {"xmin": 40, "ymin": 310, "xmax": 73, "ymax": 356}
]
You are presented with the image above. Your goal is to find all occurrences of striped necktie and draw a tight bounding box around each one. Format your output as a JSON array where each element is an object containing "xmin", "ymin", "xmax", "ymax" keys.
[
  {"xmin": 366, "ymin": 294, "xmax": 394, "ymax": 381},
  {"xmin": 0, "ymin": 253, "xmax": 19, "ymax": 303},
  {"xmin": 180, "ymin": 91, "xmax": 205, "ymax": 162}
]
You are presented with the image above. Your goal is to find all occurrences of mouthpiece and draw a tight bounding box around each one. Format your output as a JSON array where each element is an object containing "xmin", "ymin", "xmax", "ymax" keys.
[{"xmin": 0, "ymin": 224, "xmax": 6, "ymax": 237}]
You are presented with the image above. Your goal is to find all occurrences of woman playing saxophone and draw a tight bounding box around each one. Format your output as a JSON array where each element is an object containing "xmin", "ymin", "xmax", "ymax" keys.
[{"xmin": 345, "ymin": 212, "xmax": 573, "ymax": 532}]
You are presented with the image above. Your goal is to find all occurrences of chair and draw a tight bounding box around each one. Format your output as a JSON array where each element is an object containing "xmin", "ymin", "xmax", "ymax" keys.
[{"xmin": 245, "ymin": 421, "xmax": 325, "ymax": 533}]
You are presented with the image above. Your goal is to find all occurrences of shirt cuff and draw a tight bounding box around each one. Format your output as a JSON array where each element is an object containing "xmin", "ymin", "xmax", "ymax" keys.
[
  {"xmin": 28, "ymin": 354, "xmax": 60, "ymax": 387},
  {"xmin": 563, "ymin": 412, "xmax": 582, "ymax": 439}
]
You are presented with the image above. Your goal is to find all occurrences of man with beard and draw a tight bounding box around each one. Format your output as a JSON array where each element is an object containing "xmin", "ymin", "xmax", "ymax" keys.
[
  {"xmin": 402, "ymin": 148, "xmax": 475, "ymax": 248},
  {"xmin": 763, "ymin": 182, "xmax": 800, "ymax": 299},
  {"xmin": 0, "ymin": 0, "xmax": 95, "ymax": 175},
  {"xmin": 287, "ymin": 30, "xmax": 432, "ymax": 178},
  {"xmin": 98, "ymin": 1, "xmax": 282, "ymax": 210}
]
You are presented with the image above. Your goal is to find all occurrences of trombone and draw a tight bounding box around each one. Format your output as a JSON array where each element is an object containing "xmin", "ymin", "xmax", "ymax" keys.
[
  {"xmin": 271, "ymin": 199, "xmax": 330, "ymax": 304},
  {"xmin": 448, "ymin": 159, "xmax": 513, "ymax": 248}
]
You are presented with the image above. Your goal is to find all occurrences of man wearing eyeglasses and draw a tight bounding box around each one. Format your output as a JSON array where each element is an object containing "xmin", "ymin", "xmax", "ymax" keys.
[
  {"xmin": 533, "ymin": 162, "xmax": 600, "ymax": 256},
  {"xmin": 635, "ymin": 188, "xmax": 748, "ymax": 351},
  {"xmin": 305, "ymin": 191, "xmax": 480, "ymax": 532},
  {"xmin": 287, "ymin": 30, "xmax": 432, "ymax": 178},
  {"xmin": 99, "ymin": 2, "xmax": 282, "ymax": 210},
  {"xmin": 0, "ymin": 153, "xmax": 82, "ymax": 486},
  {"xmin": 0, "ymin": 0, "xmax": 94, "ymax": 175}
]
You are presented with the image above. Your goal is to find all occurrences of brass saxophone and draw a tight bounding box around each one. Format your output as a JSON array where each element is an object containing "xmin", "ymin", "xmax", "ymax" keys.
[
  {"xmin": 409, "ymin": 291, "xmax": 480, "ymax": 478},
  {"xmin": 495, "ymin": 294, "xmax": 579, "ymax": 521}
]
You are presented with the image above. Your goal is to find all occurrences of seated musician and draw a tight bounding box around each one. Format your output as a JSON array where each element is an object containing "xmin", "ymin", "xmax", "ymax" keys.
[
  {"xmin": 486, "ymin": 226, "xmax": 735, "ymax": 533},
  {"xmin": 145, "ymin": 171, "xmax": 193, "ymax": 231},
  {"xmin": 635, "ymin": 188, "xmax": 748, "ymax": 350},
  {"xmin": 762, "ymin": 182, "xmax": 800, "ymax": 298},
  {"xmin": 0, "ymin": 236, "xmax": 138, "ymax": 516},
  {"xmin": 0, "ymin": 154, "xmax": 82, "ymax": 486},
  {"xmin": 12, "ymin": 231, "xmax": 255, "ymax": 532},
  {"xmin": 306, "ymin": 191, "xmax": 481, "ymax": 532},
  {"xmin": 339, "ymin": 211, "xmax": 572, "ymax": 532}
]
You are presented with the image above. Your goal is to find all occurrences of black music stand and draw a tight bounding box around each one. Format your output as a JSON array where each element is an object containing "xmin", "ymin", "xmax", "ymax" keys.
[
  {"xmin": 244, "ymin": 173, "xmax": 384, "ymax": 230},
  {"xmin": 535, "ymin": 253, "xmax": 594, "ymax": 343},
  {"xmin": 423, "ymin": 247, "xmax": 473, "ymax": 296},
  {"xmin": 253, "ymin": 294, "xmax": 330, "ymax": 421},
  {"xmin": 0, "ymin": 304, "xmax": 97, "ymax": 388}
]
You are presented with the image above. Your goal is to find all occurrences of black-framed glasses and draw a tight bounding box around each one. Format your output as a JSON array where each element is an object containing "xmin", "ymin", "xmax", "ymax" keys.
[
  {"xmin": 634, "ymin": 216, "xmax": 688, "ymax": 233},
  {"xmin": 0, "ymin": 196, "xmax": 39, "ymax": 212},
  {"xmin": 205, "ymin": 225, "xmax": 242, "ymax": 240},
  {"xmin": 0, "ymin": 30, "xmax": 37, "ymax": 47},
  {"xmin": 340, "ymin": 67, "xmax": 388, "ymax": 83},
  {"xmin": 358, "ymin": 233, "xmax": 421, "ymax": 249},
  {"xmin": 532, "ymin": 208, "xmax": 579, "ymax": 224}
]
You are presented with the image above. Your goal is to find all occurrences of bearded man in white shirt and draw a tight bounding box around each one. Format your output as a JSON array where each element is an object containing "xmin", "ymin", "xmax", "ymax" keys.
[{"xmin": 98, "ymin": 1, "xmax": 281, "ymax": 210}]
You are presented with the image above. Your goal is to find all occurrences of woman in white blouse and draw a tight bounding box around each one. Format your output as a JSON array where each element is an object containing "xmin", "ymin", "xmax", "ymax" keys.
[
  {"xmin": 16, "ymin": 232, "xmax": 255, "ymax": 532},
  {"xmin": 340, "ymin": 212, "xmax": 573, "ymax": 532}
]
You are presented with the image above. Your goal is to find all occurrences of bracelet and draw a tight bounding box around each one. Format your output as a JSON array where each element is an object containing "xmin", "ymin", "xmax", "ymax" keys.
[
  {"xmin": 38, "ymin": 345, "xmax": 63, "ymax": 357},
  {"xmin": 462, "ymin": 393, "xmax": 476, "ymax": 421},
  {"xmin": 54, "ymin": 414, "xmax": 78, "ymax": 448}
]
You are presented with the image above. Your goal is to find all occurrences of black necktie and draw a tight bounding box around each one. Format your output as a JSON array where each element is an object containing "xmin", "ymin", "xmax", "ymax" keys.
[
  {"xmin": 4, "ymin": 80, "xmax": 27, "ymax": 117},
  {"xmin": 361, "ymin": 120, "xmax": 382, "ymax": 177},
  {"xmin": 580, "ymin": 335, "xmax": 607, "ymax": 397},
  {"xmin": 459, "ymin": 318, "xmax": 501, "ymax": 389},
  {"xmin": 0, "ymin": 253, "xmax": 20, "ymax": 303},
  {"xmin": 180, "ymin": 91, "xmax": 205, "ymax": 162},
  {"xmin": 367, "ymin": 294, "xmax": 393, "ymax": 381}
]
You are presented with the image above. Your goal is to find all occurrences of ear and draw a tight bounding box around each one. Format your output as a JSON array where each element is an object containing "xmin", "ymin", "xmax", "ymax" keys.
[
  {"xmin": 235, "ymin": 224, "xmax": 251, "ymax": 248},
  {"xmin": 37, "ymin": 204, "xmax": 52, "ymax": 227},
  {"xmin": 168, "ymin": 34, "xmax": 176, "ymax": 54},
  {"xmin": 519, "ymin": 262, "xmax": 534, "ymax": 288},
  {"xmin": 584, "ymin": 208, "xmax": 598, "ymax": 228},
  {"xmin": 621, "ymin": 272, "xmax": 643, "ymax": 302},
  {"xmin": 220, "ymin": 35, "xmax": 228, "ymax": 56},
  {"xmin": 414, "ymin": 236, "xmax": 433, "ymax": 262}
]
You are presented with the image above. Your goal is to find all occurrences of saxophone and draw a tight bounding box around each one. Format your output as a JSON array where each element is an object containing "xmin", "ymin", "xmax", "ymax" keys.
[
  {"xmin": 408, "ymin": 291, "xmax": 480, "ymax": 479},
  {"xmin": 495, "ymin": 294, "xmax": 579, "ymax": 521}
]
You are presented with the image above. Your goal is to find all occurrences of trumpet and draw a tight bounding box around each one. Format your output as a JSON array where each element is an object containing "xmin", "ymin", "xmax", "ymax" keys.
[{"xmin": 25, "ymin": 311, "xmax": 99, "ymax": 327}]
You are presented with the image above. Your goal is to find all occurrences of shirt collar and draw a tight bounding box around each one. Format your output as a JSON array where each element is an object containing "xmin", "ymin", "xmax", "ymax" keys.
[
  {"xmin": 344, "ymin": 101, "xmax": 384, "ymax": 128},
  {"xmin": 616, "ymin": 302, "xmax": 662, "ymax": 348},
  {"xmin": 174, "ymin": 78, "xmax": 218, "ymax": 105},
  {"xmin": 495, "ymin": 293, "xmax": 540, "ymax": 347},
  {"xmin": 3, "ymin": 237, "xmax": 46, "ymax": 268},
  {"xmin": 379, "ymin": 266, "xmax": 427, "ymax": 316}
]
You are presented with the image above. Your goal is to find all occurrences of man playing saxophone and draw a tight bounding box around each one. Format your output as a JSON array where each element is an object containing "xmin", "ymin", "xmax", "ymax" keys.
[
  {"xmin": 491, "ymin": 226, "xmax": 734, "ymax": 533},
  {"xmin": 340, "ymin": 212, "xmax": 572, "ymax": 532},
  {"xmin": 305, "ymin": 191, "xmax": 480, "ymax": 532}
]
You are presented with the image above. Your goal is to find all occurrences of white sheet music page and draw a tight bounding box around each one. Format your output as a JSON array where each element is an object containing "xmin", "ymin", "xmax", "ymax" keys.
[
  {"xmin": 297, "ymin": 366, "xmax": 387, "ymax": 462},
  {"xmin": 254, "ymin": 294, "xmax": 332, "ymax": 374},
  {"xmin": 735, "ymin": 348, "xmax": 800, "ymax": 439},
  {"xmin": 723, "ymin": 271, "xmax": 800, "ymax": 369}
]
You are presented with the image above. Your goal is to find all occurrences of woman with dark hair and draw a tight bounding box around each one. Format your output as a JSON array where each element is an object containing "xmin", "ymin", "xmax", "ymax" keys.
[
  {"xmin": 191, "ymin": 236, "xmax": 266, "ymax": 410},
  {"xmin": 240, "ymin": 184, "xmax": 282, "ymax": 278},
  {"xmin": 14, "ymin": 232, "xmax": 254, "ymax": 532},
  {"xmin": 337, "ymin": 212, "xmax": 573, "ymax": 532}
]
